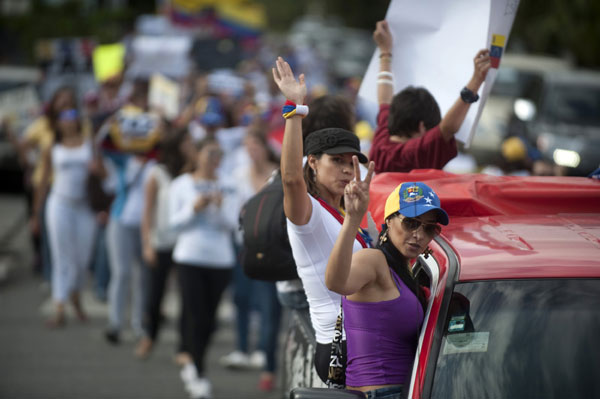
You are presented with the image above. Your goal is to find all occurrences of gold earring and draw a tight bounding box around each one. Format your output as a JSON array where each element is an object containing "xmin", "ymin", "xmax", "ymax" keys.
[
  {"xmin": 422, "ymin": 246, "xmax": 433, "ymax": 259},
  {"xmin": 378, "ymin": 229, "xmax": 388, "ymax": 245}
]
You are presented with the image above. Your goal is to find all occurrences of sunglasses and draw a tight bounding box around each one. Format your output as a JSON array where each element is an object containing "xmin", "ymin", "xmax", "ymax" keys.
[{"xmin": 400, "ymin": 216, "xmax": 442, "ymax": 237}]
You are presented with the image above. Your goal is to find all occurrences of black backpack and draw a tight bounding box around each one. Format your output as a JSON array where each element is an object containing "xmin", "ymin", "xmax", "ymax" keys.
[{"xmin": 239, "ymin": 169, "xmax": 299, "ymax": 281}]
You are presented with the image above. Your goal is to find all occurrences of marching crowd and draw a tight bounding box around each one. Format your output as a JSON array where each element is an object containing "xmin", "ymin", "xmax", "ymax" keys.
[{"xmin": 7, "ymin": 20, "xmax": 490, "ymax": 399}]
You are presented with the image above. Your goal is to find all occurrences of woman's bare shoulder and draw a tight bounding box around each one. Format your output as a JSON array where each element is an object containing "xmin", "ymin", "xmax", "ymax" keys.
[{"xmin": 353, "ymin": 247, "xmax": 386, "ymax": 267}]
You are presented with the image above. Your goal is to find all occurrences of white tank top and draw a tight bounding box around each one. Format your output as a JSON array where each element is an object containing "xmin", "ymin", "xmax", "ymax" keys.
[{"xmin": 50, "ymin": 140, "xmax": 93, "ymax": 201}]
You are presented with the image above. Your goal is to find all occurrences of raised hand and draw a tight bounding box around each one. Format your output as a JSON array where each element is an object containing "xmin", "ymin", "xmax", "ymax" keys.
[
  {"xmin": 373, "ymin": 20, "xmax": 392, "ymax": 53},
  {"xmin": 272, "ymin": 56, "xmax": 306, "ymax": 105},
  {"xmin": 472, "ymin": 49, "xmax": 491, "ymax": 85},
  {"xmin": 344, "ymin": 157, "xmax": 375, "ymax": 219}
]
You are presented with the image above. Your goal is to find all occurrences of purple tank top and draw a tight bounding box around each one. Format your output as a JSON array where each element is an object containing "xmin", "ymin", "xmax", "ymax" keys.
[{"xmin": 342, "ymin": 268, "xmax": 424, "ymax": 387}]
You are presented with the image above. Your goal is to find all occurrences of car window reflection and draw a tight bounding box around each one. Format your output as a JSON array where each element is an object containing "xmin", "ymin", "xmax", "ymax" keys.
[{"xmin": 431, "ymin": 279, "xmax": 600, "ymax": 399}]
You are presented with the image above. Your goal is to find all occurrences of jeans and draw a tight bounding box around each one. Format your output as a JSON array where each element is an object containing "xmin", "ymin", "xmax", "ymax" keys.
[
  {"xmin": 364, "ymin": 386, "xmax": 403, "ymax": 399},
  {"xmin": 254, "ymin": 280, "xmax": 282, "ymax": 373},
  {"xmin": 106, "ymin": 219, "xmax": 148, "ymax": 336},
  {"xmin": 232, "ymin": 260, "xmax": 254, "ymax": 353},
  {"xmin": 232, "ymin": 261, "xmax": 282, "ymax": 372}
]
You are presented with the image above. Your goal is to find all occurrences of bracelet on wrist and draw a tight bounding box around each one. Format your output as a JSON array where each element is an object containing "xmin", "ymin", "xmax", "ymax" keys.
[
  {"xmin": 282, "ymin": 100, "xmax": 309, "ymax": 119},
  {"xmin": 376, "ymin": 79, "xmax": 394, "ymax": 87},
  {"xmin": 377, "ymin": 71, "xmax": 394, "ymax": 79},
  {"xmin": 379, "ymin": 52, "xmax": 392, "ymax": 58}
]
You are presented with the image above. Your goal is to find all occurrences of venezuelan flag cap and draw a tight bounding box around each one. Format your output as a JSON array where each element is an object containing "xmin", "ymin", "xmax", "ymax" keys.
[{"xmin": 384, "ymin": 182, "xmax": 449, "ymax": 225}]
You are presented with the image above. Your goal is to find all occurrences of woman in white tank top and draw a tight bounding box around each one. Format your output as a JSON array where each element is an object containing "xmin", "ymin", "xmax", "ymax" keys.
[
  {"xmin": 272, "ymin": 57, "xmax": 375, "ymax": 382},
  {"xmin": 35, "ymin": 108, "xmax": 97, "ymax": 327}
]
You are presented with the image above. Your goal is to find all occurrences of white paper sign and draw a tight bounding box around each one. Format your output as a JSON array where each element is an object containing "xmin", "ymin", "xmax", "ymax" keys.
[
  {"xmin": 443, "ymin": 332, "xmax": 490, "ymax": 355},
  {"xmin": 466, "ymin": 0, "xmax": 520, "ymax": 147},
  {"xmin": 0, "ymin": 86, "xmax": 40, "ymax": 133},
  {"xmin": 359, "ymin": 0, "xmax": 519, "ymax": 146},
  {"xmin": 149, "ymin": 73, "xmax": 180, "ymax": 120}
]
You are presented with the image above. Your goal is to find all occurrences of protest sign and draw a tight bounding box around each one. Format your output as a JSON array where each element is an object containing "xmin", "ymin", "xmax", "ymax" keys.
[
  {"xmin": 358, "ymin": 0, "xmax": 519, "ymax": 146},
  {"xmin": 149, "ymin": 73, "xmax": 180, "ymax": 120},
  {"xmin": 92, "ymin": 43, "xmax": 125, "ymax": 82}
]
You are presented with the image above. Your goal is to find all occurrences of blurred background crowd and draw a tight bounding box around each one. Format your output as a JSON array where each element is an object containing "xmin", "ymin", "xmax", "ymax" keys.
[{"xmin": 0, "ymin": 0, "xmax": 598, "ymax": 398}]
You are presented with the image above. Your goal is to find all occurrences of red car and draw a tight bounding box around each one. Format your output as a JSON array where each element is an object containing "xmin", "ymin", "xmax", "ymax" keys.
[{"xmin": 287, "ymin": 171, "xmax": 600, "ymax": 399}]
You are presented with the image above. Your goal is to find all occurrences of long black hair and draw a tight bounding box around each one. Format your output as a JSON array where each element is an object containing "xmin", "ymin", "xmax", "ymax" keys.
[
  {"xmin": 376, "ymin": 219, "xmax": 427, "ymax": 311},
  {"xmin": 158, "ymin": 128, "xmax": 189, "ymax": 178}
]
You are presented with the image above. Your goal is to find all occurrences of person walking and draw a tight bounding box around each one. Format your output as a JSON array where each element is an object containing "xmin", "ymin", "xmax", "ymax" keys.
[
  {"xmin": 35, "ymin": 107, "xmax": 97, "ymax": 327},
  {"xmin": 170, "ymin": 137, "xmax": 239, "ymax": 399}
]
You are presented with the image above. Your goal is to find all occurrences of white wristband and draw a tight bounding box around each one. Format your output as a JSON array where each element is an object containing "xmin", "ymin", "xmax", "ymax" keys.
[
  {"xmin": 377, "ymin": 71, "xmax": 394, "ymax": 79},
  {"xmin": 376, "ymin": 79, "xmax": 394, "ymax": 86},
  {"xmin": 295, "ymin": 104, "xmax": 309, "ymax": 116}
]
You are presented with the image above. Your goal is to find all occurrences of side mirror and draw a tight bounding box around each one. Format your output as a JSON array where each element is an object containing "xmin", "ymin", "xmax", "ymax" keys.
[{"xmin": 513, "ymin": 98, "xmax": 537, "ymax": 122}]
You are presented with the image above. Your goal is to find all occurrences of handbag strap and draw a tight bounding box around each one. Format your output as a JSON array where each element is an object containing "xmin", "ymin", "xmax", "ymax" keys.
[
  {"xmin": 315, "ymin": 196, "xmax": 371, "ymax": 248},
  {"xmin": 326, "ymin": 302, "xmax": 346, "ymax": 389}
]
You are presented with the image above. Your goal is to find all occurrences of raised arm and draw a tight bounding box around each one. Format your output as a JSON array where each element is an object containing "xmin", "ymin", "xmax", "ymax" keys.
[
  {"xmin": 374, "ymin": 20, "xmax": 394, "ymax": 105},
  {"xmin": 272, "ymin": 57, "xmax": 312, "ymax": 225},
  {"xmin": 439, "ymin": 49, "xmax": 491, "ymax": 141},
  {"xmin": 325, "ymin": 157, "xmax": 376, "ymax": 296}
]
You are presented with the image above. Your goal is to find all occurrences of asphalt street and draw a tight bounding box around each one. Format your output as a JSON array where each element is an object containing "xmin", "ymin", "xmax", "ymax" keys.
[{"xmin": 0, "ymin": 193, "xmax": 284, "ymax": 399}]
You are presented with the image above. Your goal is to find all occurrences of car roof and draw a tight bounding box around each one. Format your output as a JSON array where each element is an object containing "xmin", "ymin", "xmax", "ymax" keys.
[
  {"xmin": 543, "ymin": 69, "xmax": 600, "ymax": 87},
  {"xmin": 368, "ymin": 170, "xmax": 600, "ymax": 281},
  {"xmin": 443, "ymin": 213, "xmax": 600, "ymax": 281},
  {"xmin": 499, "ymin": 53, "xmax": 572, "ymax": 73}
]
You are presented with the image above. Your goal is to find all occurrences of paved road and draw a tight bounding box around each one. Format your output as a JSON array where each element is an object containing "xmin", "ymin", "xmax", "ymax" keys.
[{"xmin": 0, "ymin": 194, "xmax": 285, "ymax": 399}]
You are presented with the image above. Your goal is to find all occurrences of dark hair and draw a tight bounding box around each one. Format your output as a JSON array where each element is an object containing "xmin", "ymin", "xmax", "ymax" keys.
[
  {"xmin": 158, "ymin": 128, "xmax": 189, "ymax": 177},
  {"xmin": 302, "ymin": 95, "xmax": 355, "ymax": 140},
  {"xmin": 45, "ymin": 86, "xmax": 77, "ymax": 139},
  {"xmin": 388, "ymin": 86, "xmax": 441, "ymax": 138},
  {"xmin": 129, "ymin": 78, "xmax": 150, "ymax": 108},
  {"xmin": 303, "ymin": 155, "xmax": 322, "ymax": 198},
  {"xmin": 377, "ymin": 218, "xmax": 427, "ymax": 311}
]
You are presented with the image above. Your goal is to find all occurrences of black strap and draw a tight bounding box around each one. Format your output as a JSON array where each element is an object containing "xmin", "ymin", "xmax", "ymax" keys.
[{"xmin": 326, "ymin": 303, "xmax": 346, "ymax": 389}]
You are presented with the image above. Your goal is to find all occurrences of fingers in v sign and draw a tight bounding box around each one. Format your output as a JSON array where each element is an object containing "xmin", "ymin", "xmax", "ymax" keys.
[{"xmin": 345, "ymin": 156, "xmax": 375, "ymax": 217}]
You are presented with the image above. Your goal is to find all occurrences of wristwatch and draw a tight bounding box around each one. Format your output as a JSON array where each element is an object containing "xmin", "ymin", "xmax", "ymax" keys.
[{"xmin": 460, "ymin": 87, "xmax": 480, "ymax": 103}]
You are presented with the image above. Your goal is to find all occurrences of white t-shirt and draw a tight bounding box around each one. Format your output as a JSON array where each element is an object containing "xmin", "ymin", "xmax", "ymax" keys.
[
  {"xmin": 287, "ymin": 195, "xmax": 363, "ymax": 344},
  {"xmin": 169, "ymin": 173, "xmax": 239, "ymax": 268}
]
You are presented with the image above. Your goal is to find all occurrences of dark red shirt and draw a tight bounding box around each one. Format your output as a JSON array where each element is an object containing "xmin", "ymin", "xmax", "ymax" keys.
[{"xmin": 369, "ymin": 104, "xmax": 457, "ymax": 173}]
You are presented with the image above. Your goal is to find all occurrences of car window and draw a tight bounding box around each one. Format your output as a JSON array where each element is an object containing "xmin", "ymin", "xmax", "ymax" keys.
[
  {"xmin": 491, "ymin": 68, "xmax": 543, "ymax": 100},
  {"xmin": 542, "ymin": 84, "xmax": 600, "ymax": 127},
  {"xmin": 430, "ymin": 279, "xmax": 600, "ymax": 399}
]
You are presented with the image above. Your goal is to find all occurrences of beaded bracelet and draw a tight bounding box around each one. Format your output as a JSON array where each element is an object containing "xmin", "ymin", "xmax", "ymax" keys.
[{"xmin": 282, "ymin": 100, "xmax": 309, "ymax": 119}]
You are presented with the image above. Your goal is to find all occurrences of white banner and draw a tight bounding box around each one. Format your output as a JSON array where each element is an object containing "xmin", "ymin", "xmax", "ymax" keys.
[{"xmin": 358, "ymin": 0, "xmax": 519, "ymax": 146}]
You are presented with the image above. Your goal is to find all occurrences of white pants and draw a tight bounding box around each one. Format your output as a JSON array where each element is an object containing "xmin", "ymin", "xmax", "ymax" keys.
[
  {"xmin": 106, "ymin": 219, "xmax": 147, "ymax": 335},
  {"xmin": 45, "ymin": 194, "xmax": 97, "ymax": 303}
]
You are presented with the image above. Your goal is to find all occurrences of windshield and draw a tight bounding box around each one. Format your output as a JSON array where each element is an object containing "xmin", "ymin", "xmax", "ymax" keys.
[
  {"xmin": 542, "ymin": 84, "xmax": 600, "ymax": 127},
  {"xmin": 491, "ymin": 68, "xmax": 543, "ymax": 100},
  {"xmin": 430, "ymin": 279, "xmax": 600, "ymax": 399}
]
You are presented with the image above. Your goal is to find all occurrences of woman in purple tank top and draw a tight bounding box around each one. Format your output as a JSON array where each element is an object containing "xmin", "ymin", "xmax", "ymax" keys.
[{"xmin": 325, "ymin": 157, "xmax": 449, "ymax": 398}]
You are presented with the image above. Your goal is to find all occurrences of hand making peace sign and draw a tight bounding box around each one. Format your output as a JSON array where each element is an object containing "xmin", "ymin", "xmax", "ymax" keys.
[{"xmin": 344, "ymin": 156, "xmax": 375, "ymax": 219}]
